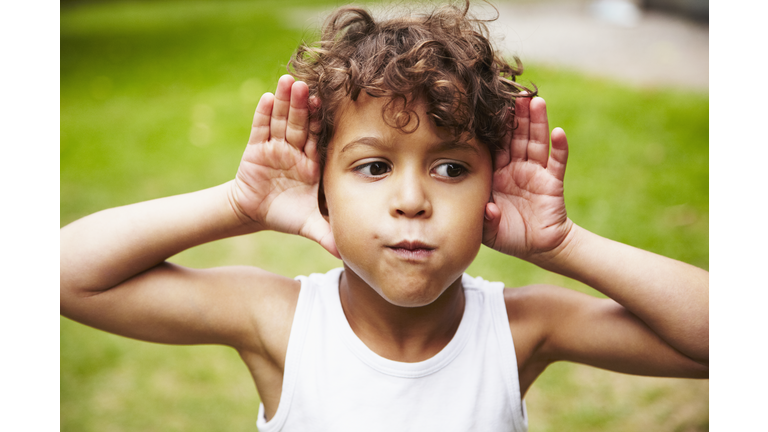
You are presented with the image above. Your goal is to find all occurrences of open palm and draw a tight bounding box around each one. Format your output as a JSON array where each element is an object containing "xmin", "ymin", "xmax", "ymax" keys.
[
  {"xmin": 233, "ymin": 75, "xmax": 338, "ymax": 258},
  {"xmin": 483, "ymin": 97, "xmax": 573, "ymax": 260}
]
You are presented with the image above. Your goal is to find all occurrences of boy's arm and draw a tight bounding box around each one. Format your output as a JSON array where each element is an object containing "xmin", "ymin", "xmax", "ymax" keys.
[
  {"xmin": 61, "ymin": 75, "xmax": 334, "ymax": 352},
  {"xmin": 60, "ymin": 182, "xmax": 289, "ymax": 349},
  {"xmin": 483, "ymin": 97, "xmax": 708, "ymax": 378}
]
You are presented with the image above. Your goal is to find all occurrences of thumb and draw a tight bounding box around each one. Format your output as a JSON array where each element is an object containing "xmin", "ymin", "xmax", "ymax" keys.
[
  {"xmin": 318, "ymin": 231, "xmax": 340, "ymax": 259},
  {"xmin": 482, "ymin": 202, "xmax": 501, "ymax": 248},
  {"xmin": 302, "ymin": 214, "xmax": 341, "ymax": 259}
]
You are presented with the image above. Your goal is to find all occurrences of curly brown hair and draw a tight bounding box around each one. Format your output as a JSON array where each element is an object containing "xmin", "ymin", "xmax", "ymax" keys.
[{"xmin": 289, "ymin": 0, "xmax": 536, "ymax": 165}]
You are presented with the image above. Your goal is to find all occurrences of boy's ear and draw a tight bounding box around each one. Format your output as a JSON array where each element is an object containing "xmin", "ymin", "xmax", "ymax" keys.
[{"xmin": 318, "ymin": 174, "xmax": 329, "ymax": 219}]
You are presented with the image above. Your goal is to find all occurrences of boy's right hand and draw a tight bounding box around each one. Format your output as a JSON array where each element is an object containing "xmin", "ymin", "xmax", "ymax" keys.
[{"xmin": 231, "ymin": 75, "xmax": 339, "ymax": 258}]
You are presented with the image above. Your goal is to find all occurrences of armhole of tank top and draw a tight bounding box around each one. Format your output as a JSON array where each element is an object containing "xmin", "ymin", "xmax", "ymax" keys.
[
  {"xmin": 256, "ymin": 276, "xmax": 316, "ymax": 432},
  {"xmin": 491, "ymin": 285, "xmax": 529, "ymax": 432}
]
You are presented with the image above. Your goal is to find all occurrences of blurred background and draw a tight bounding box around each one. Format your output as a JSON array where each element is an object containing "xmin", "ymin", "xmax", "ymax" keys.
[{"xmin": 60, "ymin": 0, "xmax": 708, "ymax": 431}]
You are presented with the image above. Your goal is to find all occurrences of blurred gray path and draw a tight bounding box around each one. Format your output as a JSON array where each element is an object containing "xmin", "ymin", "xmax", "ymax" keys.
[
  {"xmin": 488, "ymin": 1, "xmax": 708, "ymax": 90},
  {"xmin": 288, "ymin": 0, "xmax": 708, "ymax": 91}
]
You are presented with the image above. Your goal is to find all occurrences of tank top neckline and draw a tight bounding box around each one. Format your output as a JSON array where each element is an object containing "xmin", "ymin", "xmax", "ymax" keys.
[{"xmin": 326, "ymin": 268, "xmax": 478, "ymax": 378}]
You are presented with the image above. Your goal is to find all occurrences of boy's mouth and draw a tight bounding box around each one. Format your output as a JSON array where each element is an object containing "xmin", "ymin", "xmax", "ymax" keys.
[{"xmin": 387, "ymin": 240, "xmax": 436, "ymax": 260}]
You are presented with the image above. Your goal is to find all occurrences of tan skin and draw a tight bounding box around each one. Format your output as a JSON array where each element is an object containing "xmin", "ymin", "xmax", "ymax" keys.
[
  {"xmin": 323, "ymin": 92, "xmax": 492, "ymax": 362},
  {"xmin": 60, "ymin": 75, "xmax": 708, "ymax": 423}
]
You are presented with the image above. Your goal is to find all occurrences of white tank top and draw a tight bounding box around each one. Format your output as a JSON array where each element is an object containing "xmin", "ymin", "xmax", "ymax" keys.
[{"xmin": 256, "ymin": 268, "xmax": 528, "ymax": 432}]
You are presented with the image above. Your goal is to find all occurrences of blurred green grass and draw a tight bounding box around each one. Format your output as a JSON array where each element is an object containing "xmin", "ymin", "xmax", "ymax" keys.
[{"xmin": 61, "ymin": 1, "xmax": 708, "ymax": 431}]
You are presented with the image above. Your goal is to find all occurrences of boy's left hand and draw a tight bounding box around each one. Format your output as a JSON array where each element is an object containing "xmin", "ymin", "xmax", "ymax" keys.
[{"xmin": 482, "ymin": 97, "xmax": 573, "ymax": 262}]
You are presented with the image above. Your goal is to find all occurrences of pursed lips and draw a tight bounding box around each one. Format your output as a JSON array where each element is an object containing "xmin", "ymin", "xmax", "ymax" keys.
[{"xmin": 386, "ymin": 240, "xmax": 436, "ymax": 260}]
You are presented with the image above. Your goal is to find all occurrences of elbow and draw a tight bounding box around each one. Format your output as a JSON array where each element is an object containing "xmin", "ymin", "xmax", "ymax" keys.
[
  {"xmin": 60, "ymin": 278, "xmax": 100, "ymax": 322},
  {"xmin": 59, "ymin": 276, "xmax": 80, "ymax": 318},
  {"xmin": 681, "ymin": 313, "xmax": 709, "ymax": 375},
  {"xmin": 688, "ymin": 359, "xmax": 708, "ymax": 379},
  {"xmin": 681, "ymin": 343, "xmax": 708, "ymax": 379},
  {"xmin": 59, "ymin": 263, "xmax": 94, "ymax": 319},
  {"xmin": 691, "ymin": 346, "xmax": 709, "ymax": 377}
]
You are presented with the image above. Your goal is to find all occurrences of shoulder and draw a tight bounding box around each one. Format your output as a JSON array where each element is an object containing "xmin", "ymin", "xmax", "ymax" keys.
[
  {"xmin": 220, "ymin": 265, "xmax": 301, "ymax": 353},
  {"xmin": 236, "ymin": 267, "xmax": 340, "ymax": 364},
  {"xmin": 502, "ymin": 284, "xmax": 612, "ymax": 392},
  {"xmin": 502, "ymin": 286, "xmax": 566, "ymax": 348},
  {"xmin": 503, "ymin": 284, "xmax": 615, "ymax": 354}
]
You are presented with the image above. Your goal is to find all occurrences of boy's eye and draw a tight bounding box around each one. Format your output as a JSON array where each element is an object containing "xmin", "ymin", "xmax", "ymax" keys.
[
  {"xmin": 434, "ymin": 163, "xmax": 466, "ymax": 178},
  {"xmin": 356, "ymin": 161, "xmax": 391, "ymax": 177}
]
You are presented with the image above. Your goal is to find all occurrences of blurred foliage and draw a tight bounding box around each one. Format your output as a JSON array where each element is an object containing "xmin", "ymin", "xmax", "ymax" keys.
[{"xmin": 61, "ymin": 1, "xmax": 708, "ymax": 431}]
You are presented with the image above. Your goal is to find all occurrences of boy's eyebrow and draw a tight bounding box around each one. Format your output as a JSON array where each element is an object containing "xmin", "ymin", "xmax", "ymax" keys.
[
  {"xmin": 340, "ymin": 137, "xmax": 389, "ymax": 154},
  {"xmin": 340, "ymin": 137, "xmax": 480, "ymax": 155}
]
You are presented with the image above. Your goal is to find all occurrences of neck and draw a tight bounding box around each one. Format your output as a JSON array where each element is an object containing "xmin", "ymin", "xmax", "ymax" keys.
[{"xmin": 338, "ymin": 264, "xmax": 466, "ymax": 363}]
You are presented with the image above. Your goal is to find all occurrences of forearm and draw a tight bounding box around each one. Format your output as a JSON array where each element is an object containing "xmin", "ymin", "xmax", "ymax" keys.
[
  {"xmin": 61, "ymin": 181, "xmax": 257, "ymax": 295},
  {"xmin": 532, "ymin": 224, "xmax": 709, "ymax": 363}
]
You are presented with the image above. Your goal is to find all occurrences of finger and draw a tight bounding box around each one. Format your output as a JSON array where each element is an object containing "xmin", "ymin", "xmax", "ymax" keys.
[
  {"xmin": 527, "ymin": 97, "xmax": 550, "ymax": 167},
  {"xmin": 494, "ymin": 126, "xmax": 512, "ymax": 170},
  {"xmin": 304, "ymin": 96, "xmax": 321, "ymax": 163},
  {"xmin": 510, "ymin": 96, "xmax": 531, "ymax": 161},
  {"xmin": 248, "ymin": 92, "xmax": 274, "ymax": 145},
  {"xmin": 269, "ymin": 75, "xmax": 295, "ymax": 142},
  {"xmin": 285, "ymin": 81, "xmax": 310, "ymax": 150},
  {"xmin": 482, "ymin": 202, "xmax": 501, "ymax": 248},
  {"xmin": 547, "ymin": 127, "xmax": 569, "ymax": 182}
]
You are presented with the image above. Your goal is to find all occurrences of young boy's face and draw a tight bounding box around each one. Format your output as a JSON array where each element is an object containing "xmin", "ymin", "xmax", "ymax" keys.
[{"xmin": 322, "ymin": 93, "xmax": 493, "ymax": 307}]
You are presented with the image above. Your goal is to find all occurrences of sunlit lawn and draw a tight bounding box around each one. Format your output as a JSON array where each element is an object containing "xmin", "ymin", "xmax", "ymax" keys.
[{"xmin": 61, "ymin": 1, "xmax": 708, "ymax": 431}]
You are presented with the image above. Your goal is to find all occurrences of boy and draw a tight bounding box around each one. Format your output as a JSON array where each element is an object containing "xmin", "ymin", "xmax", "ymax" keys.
[{"xmin": 60, "ymin": 2, "xmax": 708, "ymax": 431}]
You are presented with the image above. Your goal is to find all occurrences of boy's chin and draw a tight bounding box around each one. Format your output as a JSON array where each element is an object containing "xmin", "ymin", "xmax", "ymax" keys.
[
  {"xmin": 378, "ymin": 288, "xmax": 445, "ymax": 308},
  {"xmin": 344, "ymin": 264, "xmax": 463, "ymax": 308}
]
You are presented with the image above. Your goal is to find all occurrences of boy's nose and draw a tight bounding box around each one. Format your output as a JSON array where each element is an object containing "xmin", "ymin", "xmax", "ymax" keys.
[{"xmin": 390, "ymin": 173, "xmax": 432, "ymax": 218}]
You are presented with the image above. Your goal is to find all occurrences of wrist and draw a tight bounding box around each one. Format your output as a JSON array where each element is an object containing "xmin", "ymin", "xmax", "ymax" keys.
[
  {"xmin": 527, "ymin": 221, "xmax": 584, "ymax": 273},
  {"xmin": 225, "ymin": 179, "xmax": 265, "ymax": 234}
]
